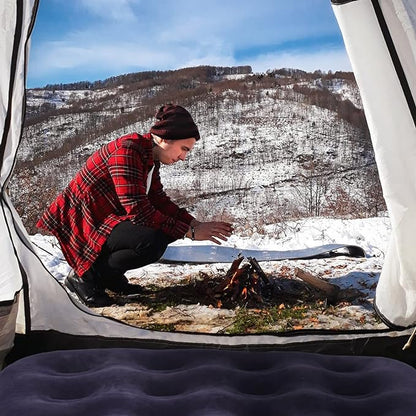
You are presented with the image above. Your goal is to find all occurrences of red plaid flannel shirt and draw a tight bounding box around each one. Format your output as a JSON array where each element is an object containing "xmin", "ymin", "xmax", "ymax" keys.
[{"xmin": 36, "ymin": 133, "xmax": 194, "ymax": 276}]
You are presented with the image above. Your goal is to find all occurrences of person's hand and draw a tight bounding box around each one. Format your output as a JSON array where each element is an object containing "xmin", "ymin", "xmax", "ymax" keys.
[{"xmin": 188, "ymin": 221, "xmax": 233, "ymax": 245}]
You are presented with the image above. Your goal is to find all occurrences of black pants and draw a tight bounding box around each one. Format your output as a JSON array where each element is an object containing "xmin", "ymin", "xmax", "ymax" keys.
[{"xmin": 92, "ymin": 221, "xmax": 173, "ymax": 280}]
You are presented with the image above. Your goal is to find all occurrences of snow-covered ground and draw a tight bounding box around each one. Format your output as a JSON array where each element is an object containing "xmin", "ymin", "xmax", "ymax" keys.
[
  {"xmin": 31, "ymin": 216, "xmax": 390, "ymax": 285},
  {"xmin": 30, "ymin": 216, "xmax": 391, "ymax": 333}
]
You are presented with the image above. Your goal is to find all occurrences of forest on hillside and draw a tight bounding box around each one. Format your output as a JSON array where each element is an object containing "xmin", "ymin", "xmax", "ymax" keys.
[{"xmin": 10, "ymin": 66, "xmax": 384, "ymax": 235}]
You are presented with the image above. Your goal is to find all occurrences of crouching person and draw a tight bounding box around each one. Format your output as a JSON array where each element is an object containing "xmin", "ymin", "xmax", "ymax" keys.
[{"xmin": 37, "ymin": 104, "xmax": 233, "ymax": 307}]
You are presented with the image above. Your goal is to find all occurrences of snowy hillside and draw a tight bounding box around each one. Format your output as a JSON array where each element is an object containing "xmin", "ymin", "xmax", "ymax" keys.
[{"xmin": 10, "ymin": 66, "xmax": 383, "ymax": 234}]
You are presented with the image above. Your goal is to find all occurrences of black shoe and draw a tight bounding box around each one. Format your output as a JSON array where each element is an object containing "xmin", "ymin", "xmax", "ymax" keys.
[
  {"xmin": 103, "ymin": 275, "xmax": 143, "ymax": 296},
  {"xmin": 65, "ymin": 270, "xmax": 114, "ymax": 307}
]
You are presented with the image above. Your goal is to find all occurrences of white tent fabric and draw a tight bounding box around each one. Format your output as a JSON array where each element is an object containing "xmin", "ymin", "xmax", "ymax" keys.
[
  {"xmin": 0, "ymin": 0, "xmax": 38, "ymax": 360},
  {"xmin": 332, "ymin": 0, "xmax": 416, "ymax": 328},
  {"xmin": 0, "ymin": 1, "xmax": 35, "ymax": 301}
]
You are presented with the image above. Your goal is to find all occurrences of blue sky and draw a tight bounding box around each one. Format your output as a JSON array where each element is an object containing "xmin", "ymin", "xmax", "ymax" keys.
[{"xmin": 27, "ymin": 0, "xmax": 351, "ymax": 88}]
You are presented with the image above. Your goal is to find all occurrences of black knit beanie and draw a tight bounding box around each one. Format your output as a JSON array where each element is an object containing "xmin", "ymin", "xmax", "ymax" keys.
[{"xmin": 150, "ymin": 104, "xmax": 200, "ymax": 141}]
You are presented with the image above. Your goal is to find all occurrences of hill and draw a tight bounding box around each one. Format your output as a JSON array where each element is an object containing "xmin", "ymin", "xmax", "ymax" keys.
[{"xmin": 8, "ymin": 65, "xmax": 384, "ymax": 234}]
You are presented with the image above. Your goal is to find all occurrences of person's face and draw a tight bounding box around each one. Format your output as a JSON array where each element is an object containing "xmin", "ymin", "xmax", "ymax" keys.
[{"xmin": 153, "ymin": 137, "xmax": 196, "ymax": 165}]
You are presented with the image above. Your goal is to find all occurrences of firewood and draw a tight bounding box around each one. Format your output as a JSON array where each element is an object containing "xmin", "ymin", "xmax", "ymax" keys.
[
  {"xmin": 294, "ymin": 267, "xmax": 340, "ymax": 304},
  {"xmin": 247, "ymin": 257, "xmax": 272, "ymax": 288},
  {"xmin": 226, "ymin": 256, "xmax": 244, "ymax": 278}
]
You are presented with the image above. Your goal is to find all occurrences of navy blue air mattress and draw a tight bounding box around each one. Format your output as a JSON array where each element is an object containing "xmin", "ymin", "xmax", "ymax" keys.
[{"xmin": 0, "ymin": 348, "xmax": 415, "ymax": 415}]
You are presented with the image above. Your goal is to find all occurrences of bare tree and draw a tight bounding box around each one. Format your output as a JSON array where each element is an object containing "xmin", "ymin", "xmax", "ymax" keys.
[
  {"xmin": 292, "ymin": 174, "xmax": 329, "ymax": 216},
  {"xmin": 357, "ymin": 165, "xmax": 386, "ymax": 217}
]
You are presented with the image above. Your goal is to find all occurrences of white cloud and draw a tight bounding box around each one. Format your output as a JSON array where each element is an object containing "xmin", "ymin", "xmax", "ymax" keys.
[
  {"xmin": 78, "ymin": 0, "xmax": 138, "ymax": 22},
  {"xmin": 29, "ymin": 40, "xmax": 177, "ymax": 75},
  {"xmin": 29, "ymin": 42, "xmax": 352, "ymax": 88},
  {"xmin": 249, "ymin": 48, "xmax": 352, "ymax": 74},
  {"xmin": 30, "ymin": 40, "xmax": 351, "ymax": 84},
  {"xmin": 28, "ymin": 0, "xmax": 349, "ymax": 85},
  {"xmin": 151, "ymin": 0, "xmax": 338, "ymax": 49}
]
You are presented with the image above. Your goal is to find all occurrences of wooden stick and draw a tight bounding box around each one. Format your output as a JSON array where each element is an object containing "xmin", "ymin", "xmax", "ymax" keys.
[
  {"xmin": 247, "ymin": 257, "xmax": 271, "ymax": 287},
  {"xmin": 294, "ymin": 267, "xmax": 340, "ymax": 303}
]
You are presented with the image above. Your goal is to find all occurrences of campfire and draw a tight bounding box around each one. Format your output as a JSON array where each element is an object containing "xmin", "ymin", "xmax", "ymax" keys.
[
  {"xmin": 98, "ymin": 256, "xmax": 369, "ymax": 334},
  {"xmin": 209, "ymin": 256, "xmax": 273, "ymax": 307},
  {"xmin": 206, "ymin": 256, "xmax": 363, "ymax": 309}
]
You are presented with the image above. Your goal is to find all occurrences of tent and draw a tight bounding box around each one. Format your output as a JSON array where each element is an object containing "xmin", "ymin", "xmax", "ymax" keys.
[
  {"xmin": 2, "ymin": 0, "xmax": 416, "ymax": 366},
  {"xmin": 333, "ymin": 0, "xmax": 416, "ymax": 330}
]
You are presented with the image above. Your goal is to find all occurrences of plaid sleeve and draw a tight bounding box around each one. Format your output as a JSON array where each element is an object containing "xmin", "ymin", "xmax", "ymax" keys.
[{"xmin": 107, "ymin": 145, "xmax": 190, "ymax": 239}]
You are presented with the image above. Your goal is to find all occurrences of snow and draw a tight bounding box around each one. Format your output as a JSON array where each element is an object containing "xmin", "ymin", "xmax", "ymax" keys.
[
  {"xmin": 31, "ymin": 216, "xmax": 390, "ymax": 332},
  {"xmin": 30, "ymin": 234, "xmax": 71, "ymax": 282},
  {"xmin": 31, "ymin": 215, "xmax": 390, "ymax": 287},
  {"xmin": 26, "ymin": 89, "xmax": 91, "ymax": 110}
]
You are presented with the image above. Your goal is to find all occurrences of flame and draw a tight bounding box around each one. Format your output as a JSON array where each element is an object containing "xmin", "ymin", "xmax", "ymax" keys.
[{"xmin": 241, "ymin": 287, "xmax": 248, "ymax": 299}]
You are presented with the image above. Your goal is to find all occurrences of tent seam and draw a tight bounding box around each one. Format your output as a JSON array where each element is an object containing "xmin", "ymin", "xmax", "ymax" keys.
[
  {"xmin": 1, "ymin": 0, "xmax": 40, "ymax": 193},
  {"xmin": 371, "ymin": 0, "xmax": 416, "ymax": 127},
  {"xmin": 0, "ymin": 1, "xmax": 23, "ymax": 184}
]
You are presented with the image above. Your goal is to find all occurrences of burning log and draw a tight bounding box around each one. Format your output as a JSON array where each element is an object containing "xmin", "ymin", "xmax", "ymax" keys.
[
  {"xmin": 207, "ymin": 260, "xmax": 365, "ymax": 309},
  {"xmin": 247, "ymin": 257, "xmax": 273, "ymax": 291},
  {"xmin": 212, "ymin": 256, "xmax": 272, "ymax": 307}
]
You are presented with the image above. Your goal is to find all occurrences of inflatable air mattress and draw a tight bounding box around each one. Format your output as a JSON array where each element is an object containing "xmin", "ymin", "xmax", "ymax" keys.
[{"xmin": 0, "ymin": 348, "xmax": 414, "ymax": 415}]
